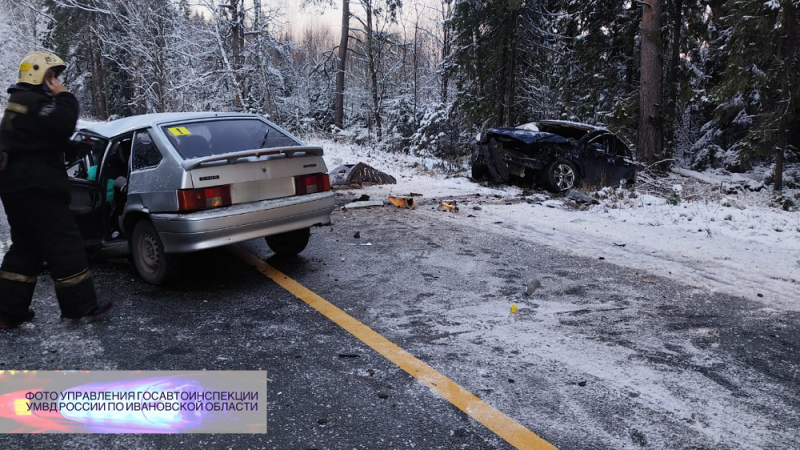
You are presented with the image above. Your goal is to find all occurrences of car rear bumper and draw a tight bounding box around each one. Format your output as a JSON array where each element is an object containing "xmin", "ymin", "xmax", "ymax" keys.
[{"xmin": 150, "ymin": 192, "xmax": 335, "ymax": 253}]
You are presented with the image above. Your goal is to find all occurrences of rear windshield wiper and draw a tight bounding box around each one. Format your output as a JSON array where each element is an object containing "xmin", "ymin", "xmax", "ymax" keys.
[{"xmin": 259, "ymin": 128, "xmax": 270, "ymax": 149}]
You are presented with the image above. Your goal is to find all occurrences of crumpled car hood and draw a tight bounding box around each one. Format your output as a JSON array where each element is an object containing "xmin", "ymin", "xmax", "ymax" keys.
[{"xmin": 484, "ymin": 127, "xmax": 570, "ymax": 145}]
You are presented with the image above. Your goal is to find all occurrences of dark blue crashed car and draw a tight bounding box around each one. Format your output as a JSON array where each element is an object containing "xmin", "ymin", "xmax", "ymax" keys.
[{"xmin": 472, "ymin": 120, "xmax": 638, "ymax": 192}]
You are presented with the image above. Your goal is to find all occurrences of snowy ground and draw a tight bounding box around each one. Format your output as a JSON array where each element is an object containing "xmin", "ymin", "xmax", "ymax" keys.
[{"xmin": 311, "ymin": 137, "xmax": 800, "ymax": 313}]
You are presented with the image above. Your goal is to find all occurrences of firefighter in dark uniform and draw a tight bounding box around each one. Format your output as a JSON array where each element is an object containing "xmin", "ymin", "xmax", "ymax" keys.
[{"xmin": 0, "ymin": 51, "xmax": 112, "ymax": 328}]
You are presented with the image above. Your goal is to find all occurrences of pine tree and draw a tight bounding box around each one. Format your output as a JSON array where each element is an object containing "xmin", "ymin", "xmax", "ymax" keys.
[{"xmin": 713, "ymin": 0, "xmax": 800, "ymax": 191}]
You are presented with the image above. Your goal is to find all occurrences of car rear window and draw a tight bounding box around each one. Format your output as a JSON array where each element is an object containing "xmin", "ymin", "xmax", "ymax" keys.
[{"xmin": 161, "ymin": 119, "xmax": 298, "ymax": 159}]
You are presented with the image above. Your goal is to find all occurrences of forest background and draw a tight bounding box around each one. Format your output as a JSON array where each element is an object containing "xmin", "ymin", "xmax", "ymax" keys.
[{"xmin": 1, "ymin": 0, "xmax": 798, "ymax": 192}]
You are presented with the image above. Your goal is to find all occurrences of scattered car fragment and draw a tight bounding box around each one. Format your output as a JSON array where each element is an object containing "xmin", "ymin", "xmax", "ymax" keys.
[
  {"xmin": 567, "ymin": 189, "xmax": 600, "ymax": 205},
  {"xmin": 344, "ymin": 200, "xmax": 385, "ymax": 209},
  {"xmin": 330, "ymin": 162, "xmax": 396, "ymax": 187},
  {"xmin": 472, "ymin": 120, "xmax": 638, "ymax": 192},
  {"xmin": 388, "ymin": 196, "xmax": 417, "ymax": 209},
  {"xmin": 437, "ymin": 201, "xmax": 458, "ymax": 212}
]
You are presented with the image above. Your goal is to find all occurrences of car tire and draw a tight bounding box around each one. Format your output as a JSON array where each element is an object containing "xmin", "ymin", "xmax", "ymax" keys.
[
  {"xmin": 132, "ymin": 219, "xmax": 181, "ymax": 285},
  {"xmin": 544, "ymin": 159, "xmax": 578, "ymax": 192},
  {"xmin": 471, "ymin": 163, "xmax": 489, "ymax": 181},
  {"xmin": 266, "ymin": 228, "xmax": 310, "ymax": 257}
]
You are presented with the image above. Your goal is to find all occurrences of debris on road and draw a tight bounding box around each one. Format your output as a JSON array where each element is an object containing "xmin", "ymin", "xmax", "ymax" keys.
[
  {"xmin": 347, "ymin": 242, "xmax": 373, "ymax": 246},
  {"xmin": 388, "ymin": 196, "xmax": 417, "ymax": 209},
  {"xmin": 344, "ymin": 200, "xmax": 385, "ymax": 209},
  {"xmin": 524, "ymin": 279, "xmax": 541, "ymax": 295},
  {"xmin": 613, "ymin": 243, "xmax": 627, "ymax": 247},
  {"xmin": 354, "ymin": 231, "xmax": 361, "ymax": 238},
  {"xmin": 330, "ymin": 162, "xmax": 397, "ymax": 187},
  {"xmin": 567, "ymin": 189, "xmax": 600, "ymax": 205},
  {"xmin": 338, "ymin": 353, "xmax": 360, "ymax": 358},
  {"xmin": 510, "ymin": 304, "xmax": 518, "ymax": 313},
  {"xmin": 437, "ymin": 201, "xmax": 458, "ymax": 212},
  {"xmin": 642, "ymin": 279, "xmax": 657, "ymax": 284}
]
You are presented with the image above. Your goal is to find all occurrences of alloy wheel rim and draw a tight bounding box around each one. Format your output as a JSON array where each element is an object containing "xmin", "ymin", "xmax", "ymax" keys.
[{"xmin": 554, "ymin": 164, "xmax": 575, "ymax": 190}]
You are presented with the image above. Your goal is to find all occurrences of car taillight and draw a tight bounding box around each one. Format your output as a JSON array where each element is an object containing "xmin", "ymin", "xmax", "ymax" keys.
[
  {"xmin": 177, "ymin": 185, "xmax": 232, "ymax": 212},
  {"xmin": 295, "ymin": 173, "xmax": 330, "ymax": 195}
]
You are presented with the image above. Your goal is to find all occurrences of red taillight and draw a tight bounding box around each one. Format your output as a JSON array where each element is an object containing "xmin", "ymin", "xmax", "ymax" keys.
[
  {"xmin": 295, "ymin": 173, "xmax": 330, "ymax": 195},
  {"xmin": 178, "ymin": 185, "xmax": 232, "ymax": 212}
]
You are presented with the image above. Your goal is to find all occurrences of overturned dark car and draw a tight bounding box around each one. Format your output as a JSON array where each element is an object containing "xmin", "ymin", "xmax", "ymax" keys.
[{"xmin": 472, "ymin": 120, "xmax": 638, "ymax": 192}]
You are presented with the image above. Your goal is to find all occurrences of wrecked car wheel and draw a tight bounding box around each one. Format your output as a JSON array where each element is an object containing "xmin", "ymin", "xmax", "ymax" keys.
[
  {"xmin": 471, "ymin": 164, "xmax": 489, "ymax": 181},
  {"xmin": 266, "ymin": 227, "xmax": 310, "ymax": 257},
  {"xmin": 132, "ymin": 219, "xmax": 182, "ymax": 285},
  {"xmin": 544, "ymin": 160, "xmax": 578, "ymax": 192}
]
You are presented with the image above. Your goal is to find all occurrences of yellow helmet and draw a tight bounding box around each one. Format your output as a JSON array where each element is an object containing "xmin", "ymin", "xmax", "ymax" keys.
[{"xmin": 18, "ymin": 51, "xmax": 66, "ymax": 85}]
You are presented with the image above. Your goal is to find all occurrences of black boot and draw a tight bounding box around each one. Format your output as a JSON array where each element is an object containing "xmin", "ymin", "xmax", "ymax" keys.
[
  {"xmin": 0, "ymin": 274, "xmax": 37, "ymax": 328},
  {"xmin": 55, "ymin": 274, "xmax": 111, "ymax": 319}
]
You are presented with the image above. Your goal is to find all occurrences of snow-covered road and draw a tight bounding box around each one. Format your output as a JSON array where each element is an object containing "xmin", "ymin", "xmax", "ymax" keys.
[{"xmin": 317, "ymin": 137, "xmax": 800, "ymax": 312}]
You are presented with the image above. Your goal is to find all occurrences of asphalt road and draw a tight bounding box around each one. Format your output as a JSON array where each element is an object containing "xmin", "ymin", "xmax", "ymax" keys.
[{"xmin": 0, "ymin": 194, "xmax": 798, "ymax": 449}]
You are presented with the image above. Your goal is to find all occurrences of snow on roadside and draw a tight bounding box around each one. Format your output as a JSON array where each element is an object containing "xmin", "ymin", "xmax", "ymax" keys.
[
  {"xmin": 310, "ymin": 137, "xmax": 520, "ymax": 198},
  {"xmin": 314, "ymin": 137, "xmax": 800, "ymax": 312}
]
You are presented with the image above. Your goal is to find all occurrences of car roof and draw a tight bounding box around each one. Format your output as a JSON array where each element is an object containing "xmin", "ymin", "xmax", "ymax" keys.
[
  {"xmin": 535, "ymin": 120, "xmax": 608, "ymax": 132},
  {"xmin": 79, "ymin": 112, "xmax": 264, "ymax": 138}
]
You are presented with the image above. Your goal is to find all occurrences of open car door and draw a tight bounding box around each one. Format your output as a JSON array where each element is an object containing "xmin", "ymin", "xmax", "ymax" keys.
[{"xmin": 67, "ymin": 133, "xmax": 107, "ymax": 244}]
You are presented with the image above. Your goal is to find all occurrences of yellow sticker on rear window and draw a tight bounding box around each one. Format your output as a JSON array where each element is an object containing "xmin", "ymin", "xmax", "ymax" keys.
[{"xmin": 167, "ymin": 126, "xmax": 191, "ymax": 136}]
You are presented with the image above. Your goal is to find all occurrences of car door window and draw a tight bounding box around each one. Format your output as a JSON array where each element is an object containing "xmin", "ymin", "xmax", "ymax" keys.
[
  {"xmin": 589, "ymin": 136, "xmax": 612, "ymax": 154},
  {"xmin": 588, "ymin": 136, "xmax": 604, "ymax": 153},
  {"xmin": 132, "ymin": 130, "xmax": 162, "ymax": 171},
  {"xmin": 613, "ymin": 137, "xmax": 630, "ymax": 157}
]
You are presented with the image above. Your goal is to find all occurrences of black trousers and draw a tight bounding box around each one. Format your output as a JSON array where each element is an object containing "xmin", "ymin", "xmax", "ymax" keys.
[{"xmin": 0, "ymin": 188, "xmax": 98, "ymax": 320}]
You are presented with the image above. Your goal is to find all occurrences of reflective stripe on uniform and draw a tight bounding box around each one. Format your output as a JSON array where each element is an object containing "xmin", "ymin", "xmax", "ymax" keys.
[
  {"xmin": 0, "ymin": 271, "xmax": 37, "ymax": 283},
  {"xmin": 53, "ymin": 269, "xmax": 89, "ymax": 288},
  {"xmin": 5, "ymin": 102, "xmax": 28, "ymax": 114}
]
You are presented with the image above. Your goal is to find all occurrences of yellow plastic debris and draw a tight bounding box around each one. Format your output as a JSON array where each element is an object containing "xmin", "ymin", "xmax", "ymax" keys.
[
  {"xmin": 437, "ymin": 201, "xmax": 458, "ymax": 212},
  {"xmin": 510, "ymin": 304, "xmax": 517, "ymax": 313},
  {"xmin": 388, "ymin": 196, "xmax": 417, "ymax": 209}
]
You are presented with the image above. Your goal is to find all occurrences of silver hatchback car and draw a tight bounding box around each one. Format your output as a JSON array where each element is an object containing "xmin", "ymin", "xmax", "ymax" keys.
[{"xmin": 67, "ymin": 112, "xmax": 335, "ymax": 285}]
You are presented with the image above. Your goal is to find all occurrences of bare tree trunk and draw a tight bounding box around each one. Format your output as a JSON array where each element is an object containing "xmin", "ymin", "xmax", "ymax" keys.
[
  {"xmin": 365, "ymin": 2, "xmax": 382, "ymax": 142},
  {"xmin": 88, "ymin": 12, "xmax": 108, "ymax": 120},
  {"xmin": 412, "ymin": 19, "xmax": 419, "ymax": 122},
  {"xmin": 440, "ymin": 0, "xmax": 451, "ymax": 105},
  {"xmin": 230, "ymin": 0, "xmax": 245, "ymax": 105},
  {"xmin": 637, "ymin": 0, "xmax": 663, "ymax": 164},
  {"xmin": 254, "ymin": 0, "xmax": 273, "ymax": 117},
  {"xmin": 774, "ymin": 3, "xmax": 798, "ymax": 192},
  {"xmin": 334, "ymin": 0, "xmax": 349, "ymax": 130},
  {"xmin": 212, "ymin": 6, "xmax": 244, "ymax": 109},
  {"xmin": 664, "ymin": 0, "xmax": 683, "ymax": 151},
  {"xmin": 504, "ymin": 14, "xmax": 517, "ymax": 126}
]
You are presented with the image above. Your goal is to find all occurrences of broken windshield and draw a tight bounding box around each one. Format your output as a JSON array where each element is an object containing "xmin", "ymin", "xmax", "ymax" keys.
[{"xmin": 161, "ymin": 119, "xmax": 299, "ymax": 160}]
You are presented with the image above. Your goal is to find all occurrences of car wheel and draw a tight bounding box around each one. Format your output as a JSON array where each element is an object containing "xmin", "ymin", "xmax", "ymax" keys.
[
  {"xmin": 544, "ymin": 160, "xmax": 578, "ymax": 192},
  {"xmin": 132, "ymin": 219, "xmax": 181, "ymax": 285},
  {"xmin": 471, "ymin": 164, "xmax": 489, "ymax": 181},
  {"xmin": 266, "ymin": 228, "xmax": 310, "ymax": 257}
]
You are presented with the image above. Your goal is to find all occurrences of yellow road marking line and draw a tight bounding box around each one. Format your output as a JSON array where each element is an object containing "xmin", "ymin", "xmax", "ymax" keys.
[{"xmin": 231, "ymin": 246, "xmax": 559, "ymax": 450}]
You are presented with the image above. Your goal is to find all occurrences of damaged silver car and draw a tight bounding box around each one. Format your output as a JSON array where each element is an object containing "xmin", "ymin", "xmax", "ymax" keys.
[
  {"xmin": 66, "ymin": 112, "xmax": 335, "ymax": 285},
  {"xmin": 472, "ymin": 120, "xmax": 638, "ymax": 192}
]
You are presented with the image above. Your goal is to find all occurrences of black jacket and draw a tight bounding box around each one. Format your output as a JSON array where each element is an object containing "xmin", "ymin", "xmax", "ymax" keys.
[{"xmin": 0, "ymin": 83, "xmax": 79, "ymax": 193}]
